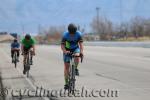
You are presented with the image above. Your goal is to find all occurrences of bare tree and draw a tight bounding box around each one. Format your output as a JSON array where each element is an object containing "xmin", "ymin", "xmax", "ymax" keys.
[
  {"xmin": 90, "ymin": 16, "xmax": 113, "ymax": 40},
  {"xmin": 120, "ymin": 22, "xmax": 129, "ymax": 39},
  {"xmin": 37, "ymin": 25, "xmax": 65, "ymax": 44},
  {"xmin": 143, "ymin": 18, "xmax": 150, "ymax": 36},
  {"xmin": 130, "ymin": 16, "xmax": 145, "ymax": 38}
]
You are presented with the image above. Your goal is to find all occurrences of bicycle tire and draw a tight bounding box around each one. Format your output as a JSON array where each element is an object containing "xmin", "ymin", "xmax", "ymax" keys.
[
  {"xmin": 14, "ymin": 52, "xmax": 17, "ymax": 68},
  {"xmin": 26, "ymin": 52, "xmax": 30, "ymax": 78},
  {"xmin": 71, "ymin": 64, "xmax": 75, "ymax": 94}
]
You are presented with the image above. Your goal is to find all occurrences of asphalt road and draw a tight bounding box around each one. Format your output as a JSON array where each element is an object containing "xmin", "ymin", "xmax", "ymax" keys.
[{"xmin": 0, "ymin": 43, "xmax": 150, "ymax": 100}]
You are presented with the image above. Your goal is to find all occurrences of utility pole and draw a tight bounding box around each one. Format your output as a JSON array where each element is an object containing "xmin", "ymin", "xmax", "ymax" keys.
[
  {"xmin": 96, "ymin": 7, "xmax": 100, "ymax": 21},
  {"xmin": 119, "ymin": 0, "xmax": 122, "ymax": 33},
  {"xmin": 96, "ymin": 7, "xmax": 100, "ymax": 34}
]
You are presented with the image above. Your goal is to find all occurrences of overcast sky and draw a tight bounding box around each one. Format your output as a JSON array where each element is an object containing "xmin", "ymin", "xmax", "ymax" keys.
[{"xmin": 0, "ymin": 0, "xmax": 150, "ymax": 34}]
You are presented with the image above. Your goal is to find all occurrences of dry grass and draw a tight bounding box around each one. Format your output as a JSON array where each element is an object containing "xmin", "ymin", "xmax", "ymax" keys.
[{"xmin": 117, "ymin": 37, "xmax": 150, "ymax": 41}]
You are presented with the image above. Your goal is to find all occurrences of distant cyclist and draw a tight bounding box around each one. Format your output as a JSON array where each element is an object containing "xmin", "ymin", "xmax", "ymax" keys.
[
  {"xmin": 11, "ymin": 39, "xmax": 20, "ymax": 63},
  {"xmin": 21, "ymin": 34, "xmax": 35, "ymax": 74},
  {"xmin": 61, "ymin": 23, "xmax": 84, "ymax": 89}
]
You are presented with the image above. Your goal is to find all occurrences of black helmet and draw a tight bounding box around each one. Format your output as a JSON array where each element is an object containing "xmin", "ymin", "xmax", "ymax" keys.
[
  {"xmin": 68, "ymin": 23, "xmax": 77, "ymax": 33},
  {"xmin": 25, "ymin": 34, "xmax": 31, "ymax": 40},
  {"xmin": 14, "ymin": 39, "xmax": 17, "ymax": 42}
]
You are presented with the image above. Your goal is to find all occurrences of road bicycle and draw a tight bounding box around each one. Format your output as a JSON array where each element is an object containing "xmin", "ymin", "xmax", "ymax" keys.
[
  {"xmin": 12, "ymin": 50, "xmax": 18, "ymax": 68},
  {"xmin": 23, "ymin": 50, "xmax": 33, "ymax": 77},
  {"xmin": 67, "ymin": 52, "xmax": 83, "ymax": 94}
]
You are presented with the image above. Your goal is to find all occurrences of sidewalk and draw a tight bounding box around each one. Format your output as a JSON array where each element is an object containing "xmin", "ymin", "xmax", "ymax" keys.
[{"xmin": 0, "ymin": 72, "xmax": 6, "ymax": 100}]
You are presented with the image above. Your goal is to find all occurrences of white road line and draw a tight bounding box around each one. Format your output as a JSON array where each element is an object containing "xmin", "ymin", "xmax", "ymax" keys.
[{"xmin": 3, "ymin": 49, "xmax": 50, "ymax": 100}]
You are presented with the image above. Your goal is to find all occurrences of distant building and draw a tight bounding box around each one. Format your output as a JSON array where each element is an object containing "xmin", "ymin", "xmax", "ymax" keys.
[
  {"xmin": 10, "ymin": 33, "xmax": 18, "ymax": 38},
  {"xmin": 0, "ymin": 32, "xmax": 8, "ymax": 35},
  {"xmin": 0, "ymin": 34, "xmax": 14, "ymax": 42}
]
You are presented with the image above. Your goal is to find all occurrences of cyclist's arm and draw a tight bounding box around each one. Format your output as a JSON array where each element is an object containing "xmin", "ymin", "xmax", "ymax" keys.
[
  {"xmin": 32, "ymin": 45, "xmax": 35, "ymax": 53},
  {"xmin": 79, "ymin": 42, "xmax": 83, "ymax": 54},
  {"xmin": 61, "ymin": 44, "xmax": 66, "ymax": 52},
  {"xmin": 31, "ymin": 38, "xmax": 36, "ymax": 54},
  {"xmin": 61, "ymin": 36, "xmax": 67, "ymax": 53},
  {"xmin": 78, "ymin": 33, "xmax": 84, "ymax": 54}
]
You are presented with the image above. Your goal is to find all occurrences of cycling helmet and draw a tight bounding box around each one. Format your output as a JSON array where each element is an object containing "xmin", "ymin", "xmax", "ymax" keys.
[
  {"xmin": 68, "ymin": 23, "xmax": 77, "ymax": 33},
  {"xmin": 25, "ymin": 34, "xmax": 31, "ymax": 40}
]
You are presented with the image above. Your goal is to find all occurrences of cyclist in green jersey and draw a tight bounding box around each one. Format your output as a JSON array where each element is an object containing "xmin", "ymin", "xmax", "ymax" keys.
[{"xmin": 21, "ymin": 34, "xmax": 35, "ymax": 74}]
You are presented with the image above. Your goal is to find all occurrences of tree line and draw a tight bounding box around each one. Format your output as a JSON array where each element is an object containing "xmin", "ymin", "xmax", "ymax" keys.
[
  {"xmin": 91, "ymin": 16, "xmax": 150, "ymax": 40},
  {"xmin": 36, "ymin": 16, "xmax": 150, "ymax": 42}
]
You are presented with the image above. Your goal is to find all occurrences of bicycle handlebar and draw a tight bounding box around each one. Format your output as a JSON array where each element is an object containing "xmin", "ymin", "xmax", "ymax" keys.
[{"xmin": 66, "ymin": 52, "xmax": 83, "ymax": 63}]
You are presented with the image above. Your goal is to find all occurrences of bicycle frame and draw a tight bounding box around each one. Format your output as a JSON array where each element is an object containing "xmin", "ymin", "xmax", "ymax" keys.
[
  {"xmin": 68, "ymin": 53, "xmax": 83, "ymax": 94},
  {"xmin": 68, "ymin": 55, "xmax": 76, "ymax": 94}
]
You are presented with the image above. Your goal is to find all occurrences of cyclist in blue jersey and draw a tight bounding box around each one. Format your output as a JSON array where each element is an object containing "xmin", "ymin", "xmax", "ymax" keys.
[
  {"xmin": 61, "ymin": 23, "xmax": 84, "ymax": 89},
  {"xmin": 11, "ymin": 39, "xmax": 20, "ymax": 63}
]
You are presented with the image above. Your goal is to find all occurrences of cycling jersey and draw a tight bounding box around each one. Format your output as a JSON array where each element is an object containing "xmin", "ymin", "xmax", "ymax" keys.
[
  {"xmin": 11, "ymin": 42, "xmax": 20, "ymax": 49},
  {"xmin": 61, "ymin": 31, "xmax": 83, "ymax": 63},
  {"xmin": 61, "ymin": 31, "xmax": 83, "ymax": 50},
  {"xmin": 21, "ymin": 38, "xmax": 35, "ymax": 48}
]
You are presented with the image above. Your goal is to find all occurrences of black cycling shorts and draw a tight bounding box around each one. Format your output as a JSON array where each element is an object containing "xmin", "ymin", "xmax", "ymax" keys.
[{"xmin": 23, "ymin": 45, "xmax": 33, "ymax": 54}]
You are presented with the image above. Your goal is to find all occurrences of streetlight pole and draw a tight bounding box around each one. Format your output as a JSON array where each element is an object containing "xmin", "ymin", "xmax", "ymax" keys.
[
  {"xmin": 96, "ymin": 7, "xmax": 100, "ymax": 33},
  {"xmin": 96, "ymin": 7, "xmax": 100, "ymax": 21}
]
